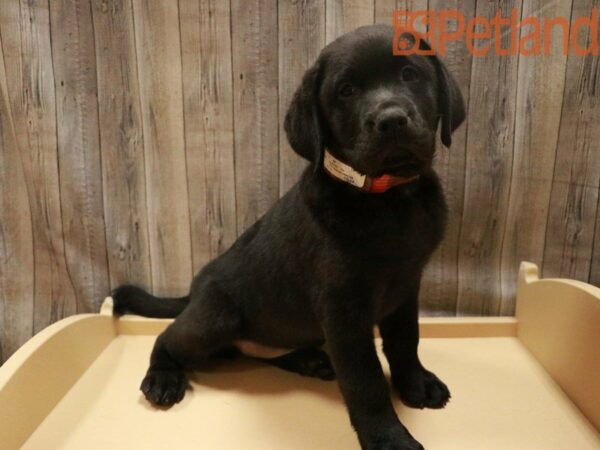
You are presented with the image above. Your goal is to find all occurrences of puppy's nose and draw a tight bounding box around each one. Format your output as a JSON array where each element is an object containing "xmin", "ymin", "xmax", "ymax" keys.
[{"xmin": 376, "ymin": 108, "xmax": 410, "ymax": 133}]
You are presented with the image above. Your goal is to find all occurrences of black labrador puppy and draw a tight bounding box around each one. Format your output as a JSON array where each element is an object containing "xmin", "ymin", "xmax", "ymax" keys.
[{"xmin": 113, "ymin": 24, "xmax": 465, "ymax": 450}]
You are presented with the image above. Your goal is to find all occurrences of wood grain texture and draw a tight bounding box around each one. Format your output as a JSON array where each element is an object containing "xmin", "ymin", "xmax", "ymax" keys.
[
  {"xmin": 278, "ymin": 0, "xmax": 325, "ymax": 194},
  {"xmin": 49, "ymin": 0, "xmax": 109, "ymax": 313},
  {"xmin": 0, "ymin": 30, "xmax": 34, "ymax": 362},
  {"xmin": 0, "ymin": 0, "xmax": 78, "ymax": 332},
  {"xmin": 420, "ymin": 0, "xmax": 474, "ymax": 316},
  {"xmin": 543, "ymin": 0, "xmax": 600, "ymax": 282},
  {"xmin": 326, "ymin": 0, "xmax": 374, "ymax": 42},
  {"xmin": 455, "ymin": 0, "xmax": 521, "ymax": 316},
  {"xmin": 375, "ymin": 0, "xmax": 428, "ymax": 28},
  {"xmin": 91, "ymin": 0, "xmax": 152, "ymax": 290},
  {"xmin": 374, "ymin": 0, "xmax": 396, "ymax": 25},
  {"xmin": 1, "ymin": 0, "xmax": 599, "ymax": 363},
  {"xmin": 179, "ymin": 0, "xmax": 237, "ymax": 272},
  {"xmin": 132, "ymin": 0, "xmax": 192, "ymax": 296},
  {"xmin": 499, "ymin": 0, "xmax": 573, "ymax": 315},
  {"xmin": 231, "ymin": 0, "xmax": 279, "ymax": 233},
  {"xmin": 396, "ymin": 0, "xmax": 428, "ymax": 33}
]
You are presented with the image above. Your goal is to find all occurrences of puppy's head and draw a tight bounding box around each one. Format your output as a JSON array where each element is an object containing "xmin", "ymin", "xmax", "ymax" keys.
[{"xmin": 284, "ymin": 24, "xmax": 465, "ymax": 178}]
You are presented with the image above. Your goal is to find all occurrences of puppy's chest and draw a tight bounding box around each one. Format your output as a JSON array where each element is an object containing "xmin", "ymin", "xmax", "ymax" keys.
[
  {"xmin": 370, "ymin": 280, "xmax": 414, "ymax": 321},
  {"xmin": 342, "ymin": 196, "xmax": 446, "ymax": 263}
]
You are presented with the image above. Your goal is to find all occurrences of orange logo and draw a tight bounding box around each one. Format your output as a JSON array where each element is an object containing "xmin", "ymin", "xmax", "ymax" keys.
[{"xmin": 393, "ymin": 9, "xmax": 599, "ymax": 56}]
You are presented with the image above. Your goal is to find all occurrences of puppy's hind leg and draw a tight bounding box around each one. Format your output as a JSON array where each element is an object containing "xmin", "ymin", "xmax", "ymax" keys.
[
  {"xmin": 140, "ymin": 282, "xmax": 241, "ymax": 406},
  {"xmin": 234, "ymin": 341, "xmax": 335, "ymax": 380},
  {"xmin": 262, "ymin": 347, "xmax": 336, "ymax": 381}
]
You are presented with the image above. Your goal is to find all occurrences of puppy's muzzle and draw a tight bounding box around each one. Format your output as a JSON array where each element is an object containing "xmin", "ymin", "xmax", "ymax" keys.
[
  {"xmin": 365, "ymin": 103, "xmax": 421, "ymax": 140},
  {"xmin": 373, "ymin": 106, "xmax": 412, "ymax": 134}
]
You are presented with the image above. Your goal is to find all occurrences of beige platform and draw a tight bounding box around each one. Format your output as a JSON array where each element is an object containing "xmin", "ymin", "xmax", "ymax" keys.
[{"xmin": 0, "ymin": 262, "xmax": 599, "ymax": 449}]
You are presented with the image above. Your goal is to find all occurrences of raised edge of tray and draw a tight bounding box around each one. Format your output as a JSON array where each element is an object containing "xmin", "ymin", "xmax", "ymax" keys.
[
  {"xmin": 517, "ymin": 261, "xmax": 600, "ymax": 432},
  {"xmin": 1, "ymin": 261, "xmax": 599, "ymax": 448},
  {"xmin": 0, "ymin": 313, "xmax": 116, "ymax": 449}
]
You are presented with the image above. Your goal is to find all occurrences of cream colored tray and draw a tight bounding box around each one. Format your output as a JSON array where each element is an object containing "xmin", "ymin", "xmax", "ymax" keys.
[{"xmin": 1, "ymin": 262, "xmax": 599, "ymax": 450}]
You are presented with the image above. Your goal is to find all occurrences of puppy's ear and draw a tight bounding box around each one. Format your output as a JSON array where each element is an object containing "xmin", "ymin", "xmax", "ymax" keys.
[
  {"xmin": 416, "ymin": 37, "xmax": 466, "ymax": 147},
  {"xmin": 434, "ymin": 58, "xmax": 465, "ymax": 148},
  {"xmin": 284, "ymin": 61, "xmax": 324, "ymax": 165}
]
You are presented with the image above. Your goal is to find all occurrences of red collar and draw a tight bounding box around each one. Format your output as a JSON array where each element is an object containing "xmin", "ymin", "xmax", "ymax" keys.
[{"xmin": 323, "ymin": 150, "xmax": 420, "ymax": 194}]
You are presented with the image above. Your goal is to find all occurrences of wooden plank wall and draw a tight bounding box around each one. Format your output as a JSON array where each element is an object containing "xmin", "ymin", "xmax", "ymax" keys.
[{"xmin": 0, "ymin": 0, "xmax": 599, "ymax": 362}]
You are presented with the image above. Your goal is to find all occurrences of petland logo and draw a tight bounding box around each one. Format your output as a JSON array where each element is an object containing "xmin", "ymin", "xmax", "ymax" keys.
[{"xmin": 393, "ymin": 9, "xmax": 600, "ymax": 56}]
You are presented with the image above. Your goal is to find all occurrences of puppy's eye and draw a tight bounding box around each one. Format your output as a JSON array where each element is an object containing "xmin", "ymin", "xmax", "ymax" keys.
[
  {"xmin": 401, "ymin": 66, "xmax": 420, "ymax": 82},
  {"xmin": 338, "ymin": 82, "xmax": 357, "ymax": 98}
]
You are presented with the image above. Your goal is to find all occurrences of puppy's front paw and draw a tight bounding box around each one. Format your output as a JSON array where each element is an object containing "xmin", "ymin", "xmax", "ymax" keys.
[
  {"xmin": 393, "ymin": 367, "xmax": 450, "ymax": 409},
  {"xmin": 140, "ymin": 367, "xmax": 188, "ymax": 406}
]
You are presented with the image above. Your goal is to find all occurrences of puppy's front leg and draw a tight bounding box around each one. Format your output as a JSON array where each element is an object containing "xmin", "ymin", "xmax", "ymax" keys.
[
  {"xmin": 379, "ymin": 288, "xmax": 450, "ymax": 409},
  {"xmin": 322, "ymin": 301, "xmax": 423, "ymax": 450}
]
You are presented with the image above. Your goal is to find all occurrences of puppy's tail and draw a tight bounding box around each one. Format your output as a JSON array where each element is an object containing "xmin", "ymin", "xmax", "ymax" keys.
[{"xmin": 112, "ymin": 285, "xmax": 189, "ymax": 318}]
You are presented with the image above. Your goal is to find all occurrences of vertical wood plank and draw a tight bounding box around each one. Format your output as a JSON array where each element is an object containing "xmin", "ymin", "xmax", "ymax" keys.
[
  {"xmin": 499, "ymin": 0, "xmax": 572, "ymax": 315},
  {"xmin": 0, "ymin": 0, "xmax": 77, "ymax": 334},
  {"xmin": 326, "ymin": 0, "xmax": 374, "ymax": 43},
  {"xmin": 394, "ymin": 0, "xmax": 428, "ymax": 31},
  {"xmin": 132, "ymin": 0, "xmax": 192, "ymax": 296},
  {"xmin": 374, "ymin": 0, "xmax": 396, "ymax": 25},
  {"xmin": 456, "ymin": 0, "xmax": 521, "ymax": 316},
  {"xmin": 420, "ymin": 0, "xmax": 474, "ymax": 316},
  {"xmin": 375, "ymin": 1, "xmax": 428, "ymax": 27},
  {"xmin": 395, "ymin": 0, "xmax": 427, "ymax": 10},
  {"xmin": 0, "ymin": 30, "xmax": 34, "ymax": 362},
  {"xmin": 231, "ymin": 0, "xmax": 279, "ymax": 233},
  {"xmin": 543, "ymin": 0, "xmax": 600, "ymax": 282},
  {"xmin": 49, "ymin": 0, "xmax": 110, "ymax": 312},
  {"xmin": 91, "ymin": 0, "xmax": 152, "ymax": 290},
  {"xmin": 278, "ymin": 0, "xmax": 325, "ymax": 195},
  {"xmin": 179, "ymin": 0, "xmax": 237, "ymax": 271}
]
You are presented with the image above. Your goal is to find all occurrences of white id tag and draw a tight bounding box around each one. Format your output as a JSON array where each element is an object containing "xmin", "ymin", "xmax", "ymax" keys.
[{"xmin": 323, "ymin": 151, "xmax": 366, "ymax": 188}]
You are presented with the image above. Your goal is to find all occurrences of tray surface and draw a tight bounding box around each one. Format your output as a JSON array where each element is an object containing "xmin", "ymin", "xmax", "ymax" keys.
[{"xmin": 22, "ymin": 335, "xmax": 600, "ymax": 450}]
